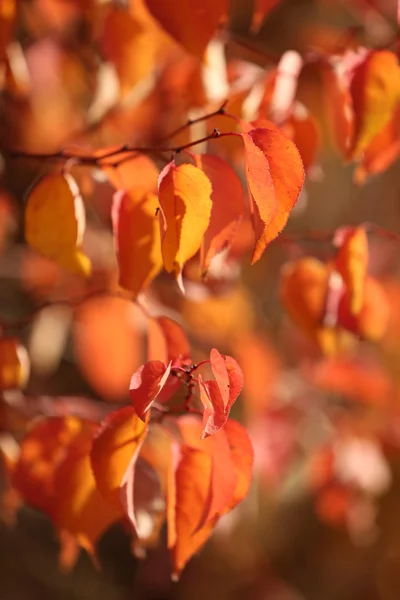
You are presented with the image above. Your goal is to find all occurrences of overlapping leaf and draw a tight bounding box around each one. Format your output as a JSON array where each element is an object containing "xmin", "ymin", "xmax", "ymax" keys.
[
  {"xmin": 90, "ymin": 406, "xmax": 148, "ymax": 531},
  {"xmin": 334, "ymin": 226, "xmax": 368, "ymax": 316},
  {"xmin": 112, "ymin": 188, "xmax": 163, "ymax": 296},
  {"xmin": 349, "ymin": 50, "xmax": 400, "ymax": 159},
  {"xmin": 193, "ymin": 154, "xmax": 245, "ymax": 274},
  {"xmin": 129, "ymin": 360, "xmax": 173, "ymax": 420},
  {"xmin": 25, "ymin": 173, "xmax": 91, "ymax": 276}
]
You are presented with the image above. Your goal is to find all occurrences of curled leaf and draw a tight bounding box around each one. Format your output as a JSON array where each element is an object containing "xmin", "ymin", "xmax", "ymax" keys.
[{"xmin": 334, "ymin": 226, "xmax": 368, "ymax": 316}]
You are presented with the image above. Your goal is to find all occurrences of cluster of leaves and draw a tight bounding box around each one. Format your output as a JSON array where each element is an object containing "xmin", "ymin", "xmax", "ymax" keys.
[
  {"xmin": 1, "ymin": 0, "xmax": 400, "ymax": 589},
  {"xmin": 280, "ymin": 226, "xmax": 390, "ymax": 356},
  {"xmin": 4, "ymin": 315, "xmax": 252, "ymax": 579}
]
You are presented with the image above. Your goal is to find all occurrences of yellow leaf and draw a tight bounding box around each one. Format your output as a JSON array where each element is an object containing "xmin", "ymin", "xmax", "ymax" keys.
[
  {"xmin": 158, "ymin": 162, "xmax": 212, "ymax": 277},
  {"xmin": 25, "ymin": 173, "xmax": 91, "ymax": 277}
]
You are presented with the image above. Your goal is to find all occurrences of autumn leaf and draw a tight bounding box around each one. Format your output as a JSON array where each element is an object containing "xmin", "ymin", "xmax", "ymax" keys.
[
  {"xmin": 100, "ymin": 6, "xmax": 160, "ymax": 96},
  {"xmin": 53, "ymin": 422, "xmax": 122, "ymax": 561},
  {"xmin": 102, "ymin": 154, "xmax": 159, "ymax": 193},
  {"xmin": 143, "ymin": 0, "xmax": 228, "ymax": 57},
  {"xmin": 169, "ymin": 445, "xmax": 215, "ymax": 580},
  {"xmin": 72, "ymin": 296, "xmax": 142, "ymax": 401},
  {"xmin": 338, "ymin": 276, "xmax": 390, "ymax": 342},
  {"xmin": 158, "ymin": 161, "xmax": 212, "ymax": 278},
  {"xmin": 25, "ymin": 173, "xmax": 91, "ymax": 276},
  {"xmin": 242, "ymin": 127, "xmax": 304, "ymax": 263},
  {"xmin": 222, "ymin": 419, "xmax": 254, "ymax": 512},
  {"xmin": 198, "ymin": 350, "xmax": 244, "ymax": 438},
  {"xmin": 349, "ymin": 50, "xmax": 400, "ymax": 159},
  {"xmin": 334, "ymin": 226, "xmax": 368, "ymax": 315},
  {"xmin": 129, "ymin": 360, "xmax": 173, "ymax": 420},
  {"xmin": 90, "ymin": 406, "xmax": 148, "ymax": 531},
  {"xmin": 147, "ymin": 316, "xmax": 191, "ymax": 365},
  {"xmin": 111, "ymin": 188, "xmax": 163, "ymax": 296},
  {"xmin": 12, "ymin": 417, "xmax": 95, "ymax": 520},
  {"xmin": 0, "ymin": 337, "xmax": 30, "ymax": 390},
  {"xmin": 193, "ymin": 154, "xmax": 245, "ymax": 274}
]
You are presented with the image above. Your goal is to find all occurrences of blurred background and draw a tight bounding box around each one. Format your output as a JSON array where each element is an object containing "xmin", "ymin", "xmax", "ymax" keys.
[{"xmin": 1, "ymin": 0, "xmax": 400, "ymax": 599}]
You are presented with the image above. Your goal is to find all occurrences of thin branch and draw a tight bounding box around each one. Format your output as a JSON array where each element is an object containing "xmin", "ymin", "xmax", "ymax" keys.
[{"xmin": 7, "ymin": 104, "xmax": 230, "ymax": 168}]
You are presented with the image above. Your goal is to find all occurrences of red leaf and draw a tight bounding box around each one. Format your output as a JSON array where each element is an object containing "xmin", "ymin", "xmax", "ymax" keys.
[
  {"xmin": 199, "ymin": 376, "xmax": 227, "ymax": 438},
  {"xmin": 209, "ymin": 348, "xmax": 230, "ymax": 406},
  {"xmin": 129, "ymin": 361, "xmax": 173, "ymax": 420},
  {"xmin": 147, "ymin": 316, "xmax": 191, "ymax": 365},
  {"xmin": 193, "ymin": 154, "xmax": 244, "ymax": 274}
]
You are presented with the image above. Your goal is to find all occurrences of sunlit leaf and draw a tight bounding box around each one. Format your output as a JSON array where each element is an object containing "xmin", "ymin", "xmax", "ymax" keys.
[
  {"xmin": 349, "ymin": 50, "xmax": 400, "ymax": 159},
  {"xmin": 158, "ymin": 161, "xmax": 212, "ymax": 278},
  {"xmin": 90, "ymin": 406, "xmax": 148, "ymax": 529},
  {"xmin": 242, "ymin": 127, "xmax": 304, "ymax": 263},
  {"xmin": 25, "ymin": 173, "xmax": 91, "ymax": 276},
  {"xmin": 53, "ymin": 422, "xmax": 122, "ymax": 560},
  {"xmin": 129, "ymin": 360, "xmax": 173, "ymax": 420},
  {"xmin": 112, "ymin": 188, "xmax": 163, "ymax": 296},
  {"xmin": 334, "ymin": 226, "xmax": 368, "ymax": 316}
]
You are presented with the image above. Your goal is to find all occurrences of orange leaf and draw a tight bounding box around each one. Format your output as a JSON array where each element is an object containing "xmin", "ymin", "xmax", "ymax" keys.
[
  {"xmin": 25, "ymin": 173, "xmax": 91, "ymax": 276},
  {"xmin": 143, "ymin": 0, "xmax": 228, "ymax": 57},
  {"xmin": 242, "ymin": 127, "xmax": 304, "ymax": 263},
  {"xmin": 209, "ymin": 348, "xmax": 230, "ymax": 406},
  {"xmin": 100, "ymin": 6, "xmax": 160, "ymax": 96},
  {"xmin": 222, "ymin": 419, "xmax": 254, "ymax": 512},
  {"xmin": 349, "ymin": 50, "xmax": 400, "ymax": 159},
  {"xmin": 90, "ymin": 406, "xmax": 148, "ymax": 530},
  {"xmin": 12, "ymin": 417, "xmax": 95, "ymax": 520},
  {"xmin": 102, "ymin": 154, "xmax": 159, "ymax": 192},
  {"xmin": 334, "ymin": 226, "xmax": 368, "ymax": 315},
  {"xmin": 73, "ymin": 296, "xmax": 142, "ymax": 401},
  {"xmin": 147, "ymin": 316, "xmax": 191, "ymax": 364},
  {"xmin": 129, "ymin": 360, "xmax": 173, "ymax": 420},
  {"xmin": 112, "ymin": 188, "xmax": 163, "ymax": 296},
  {"xmin": 338, "ymin": 276, "xmax": 390, "ymax": 342},
  {"xmin": 158, "ymin": 161, "xmax": 212, "ymax": 278},
  {"xmin": 192, "ymin": 154, "xmax": 244, "ymax": 274},
  {"xmin": 170, "ymin": 446, "xmax": 215, "ymax": 580},
  {"xmin": 0, "ymin": 337, "xmax": 30, "ymax": 390},
  {"xmin": 53, "ymin": 422, "xmax": 121, "ymax": 560}
]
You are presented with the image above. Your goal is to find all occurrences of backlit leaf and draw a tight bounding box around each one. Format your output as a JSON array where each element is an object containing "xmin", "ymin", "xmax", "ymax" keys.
[
  {"xmin": 111, "ymin": 189, "xmax": 163, "ymax": 296},
  {"xmin": 170, "ymin": 446, "xmax": 215, "ymax": 580},
  {"xmin": 349, "ymin": 50, "xmax": 400, "ymax": 159},
  {"xmin": 102, "ymin": 154, "xmax": 159, "ymax": 193},
  {"xmin": 25, "ymin": 173, "xmax": 91, "ymax": 276},
  {"xmin": 143, "ymin": 0, "xmax": 228, "ymax": 57},
  {"xmin": 193, "ymin": 154, "xmax": 244, "ymax": 274},
  {"xmin": 242, "ymin": 127, "xmax": 304, "ymax": 263},
  {"xmin": 158, "ymin": 161, "xmax": 212, "ymax": 278},
  {"xmin": 90, "ymin": 406, "xmax": 148, "ymax": 526},
  {"xmin": 129, "ymin": 360, "xmax": 173, "ymax": 420},
  {"xmin": 53, "ymin": 422, "xmax": 122, "ymax": 560},
  {"xmin": 334, "ymin": 226, "xmax": 368, "ymax": 315},
  {"xmin": 147, "ymin": 316, "xmax": 191, "ymax": 364},
  {"xmin": 222, "ymin": 419, "xmax": 254, "ymax": 511}
]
